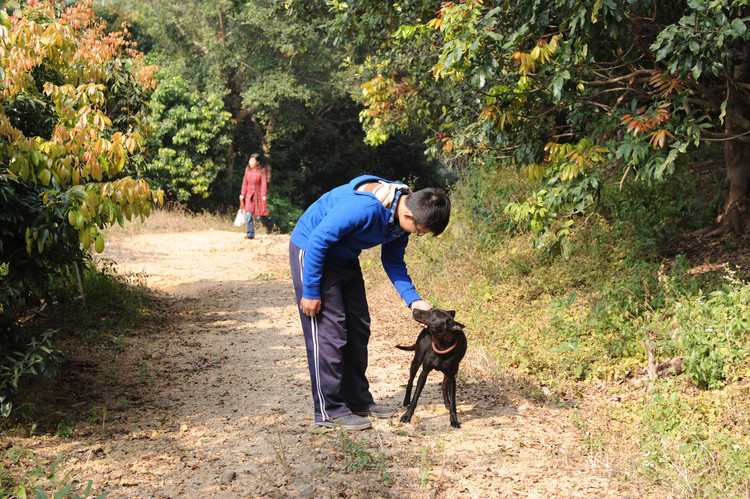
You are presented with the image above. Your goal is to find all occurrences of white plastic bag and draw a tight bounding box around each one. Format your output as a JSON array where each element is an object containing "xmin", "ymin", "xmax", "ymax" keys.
[{"xmin": 233, "ymin": 210, "xmax": 245, "ymax": 227}]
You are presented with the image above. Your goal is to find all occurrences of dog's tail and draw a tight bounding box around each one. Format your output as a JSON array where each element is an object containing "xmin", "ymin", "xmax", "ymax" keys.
[{"xmin": 395, "ymin": 344, "xmax": 416, "ymax": 351}]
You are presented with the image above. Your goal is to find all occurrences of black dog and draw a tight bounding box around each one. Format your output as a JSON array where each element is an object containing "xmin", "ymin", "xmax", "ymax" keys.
[{"xmin": 397, "ymin": 308, "xmax": 467, "ymax": 428}]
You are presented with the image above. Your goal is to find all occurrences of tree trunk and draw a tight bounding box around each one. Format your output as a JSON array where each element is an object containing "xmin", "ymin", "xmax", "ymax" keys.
[
  {"xmin": 694, "ymin": 40, "xmax": 750, "ymax": 238},
  {"xmin": 721, "ymin": 127, "xmax": 750, "ymax": 235},
  {"xmin": 249, "ymin": 114, "xmax": 274, "ymax": 183},
  {"xmin": 262, "ymin": 116, "xmax": 275, "ymax": 183},
  {"xmin": 226, "ymin": 105, "xmax": 260, "ymax": 184}
]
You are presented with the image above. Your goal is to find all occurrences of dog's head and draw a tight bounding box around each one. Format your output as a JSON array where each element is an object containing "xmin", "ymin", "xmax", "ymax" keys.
[{"xmin": 412, "ymin": 308, "xmax": 465, "ymax": 342}]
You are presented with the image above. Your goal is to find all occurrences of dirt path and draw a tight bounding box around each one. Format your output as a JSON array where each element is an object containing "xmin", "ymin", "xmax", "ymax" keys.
[{"xmin": 13, "ymin": 230, "xmax": 647, "ymax": 497}]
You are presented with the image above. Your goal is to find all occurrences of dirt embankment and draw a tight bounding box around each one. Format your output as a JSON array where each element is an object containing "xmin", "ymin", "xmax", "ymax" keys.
[{"xmin": 7, "ymin": 230, "xmax": 653, "ymax": 497}]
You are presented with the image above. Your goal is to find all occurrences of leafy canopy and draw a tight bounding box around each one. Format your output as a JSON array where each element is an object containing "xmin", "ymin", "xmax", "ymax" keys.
[
  {"xmin": 1, "ymin": 0, "xmax": 162, "ymax": 256},
  {"xmin": 333, "ymin": 0, "xmax": 750, "ymax": 248}
]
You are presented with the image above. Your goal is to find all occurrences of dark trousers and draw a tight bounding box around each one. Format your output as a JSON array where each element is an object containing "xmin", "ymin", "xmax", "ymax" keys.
[{"xmin": 289, "ymin": 241, "xmax": 374, "ymax": 422}]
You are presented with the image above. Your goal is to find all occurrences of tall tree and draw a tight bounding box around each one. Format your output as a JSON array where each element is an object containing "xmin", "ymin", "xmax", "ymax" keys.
[
  {"xmin": 323, "ymin": 0, "xmax": 750, "ymax": 242},
  {"xmin": 124, "ymin": 0, "xmax": 347, "ymax": 180},
  {"xmin": 114, "ymin": 0, "xmax": 449, "ymax": 217},
  {"xmin": 1, "ymin": 0, "xmax": 160, "ymax": 300},
  {"xmin": 1, "ymin": 0, "xmax": 160, "ymax": 416}
]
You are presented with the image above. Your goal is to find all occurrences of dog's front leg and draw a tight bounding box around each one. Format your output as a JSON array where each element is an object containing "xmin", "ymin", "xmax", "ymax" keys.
[
  {"xmin": 400, "ymin": 367, "xmax": 431, "ymax": 423},
  {"xmin": 446, "ymin": 375, "xmax": 460, "ymax": 428},
  {"xmin": 402, "ymin": 356, "xmax": 421, "ymax": 407},
  {"xmin": 402, "ymin": 384, "xmax": 412, "ymax": 408}
]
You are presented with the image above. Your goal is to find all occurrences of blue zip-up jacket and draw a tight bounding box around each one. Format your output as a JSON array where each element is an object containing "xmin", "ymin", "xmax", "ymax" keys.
[{"xmin": 290, "ymin": 175, "xmax": 421, "ymax": 306}]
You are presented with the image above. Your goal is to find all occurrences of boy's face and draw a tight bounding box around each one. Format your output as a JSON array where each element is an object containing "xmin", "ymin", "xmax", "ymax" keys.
[
  {"xmin": 397, "ymin": 201, "xmax": 432, "ymax": 236},
  {"xmin": 408, "ymin": 217, "xmax": 430, "ymax": 237}
]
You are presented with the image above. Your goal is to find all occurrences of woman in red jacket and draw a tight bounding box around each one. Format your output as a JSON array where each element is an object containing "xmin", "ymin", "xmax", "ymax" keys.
[{"xmin": 239, "ymin": 153, "xmax": 273, "ymax": 239}]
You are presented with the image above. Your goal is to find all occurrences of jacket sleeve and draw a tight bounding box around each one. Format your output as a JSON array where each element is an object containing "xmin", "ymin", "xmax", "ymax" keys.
[
  {"xmin": 301, "ymin": 204, "xmax": 374, "ymax": 300},
  {"xmin": 381, "ymin": 235, "xmax": 421, "ymax": 306}
]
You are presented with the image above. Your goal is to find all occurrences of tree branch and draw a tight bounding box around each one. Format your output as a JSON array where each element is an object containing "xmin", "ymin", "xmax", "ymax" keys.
[
  {"xmin": 584, "ymin": 69, "xmax": 654, "ymax": 87},
  {"xmin": 171, "ymin": 16, "xmax": 208, "ymax": 56},
  {"xmin": 699, "ymin": 128, "xmax": 750, "ymax": 143},
  {"xmin": 235, "ymin": 105, "xmax": 259, "ymax": 124}
]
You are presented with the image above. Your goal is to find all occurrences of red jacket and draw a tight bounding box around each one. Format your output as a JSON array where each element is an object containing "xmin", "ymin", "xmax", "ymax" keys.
[{"xmin": 241, "ymin": 167, "xmax": 268, "ymax": 216}]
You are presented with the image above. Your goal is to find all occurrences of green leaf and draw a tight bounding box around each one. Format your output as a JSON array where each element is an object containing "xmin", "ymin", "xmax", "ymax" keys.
[
  {"xmin": 551, "ymin": 75, "xmax": 564, "ymax": 100},
  {"xmin": 443, "ymin": 42, "xmax": 465, "ymax": 69},
  {"xmin": 53, "ymin": 484, "xmax": 76, "ymax": 499},
  {"xmin": 731, "ymin": 18, "xmax": 747, "ymax": 36},
  {"xmin": 691, "ymin": 60, "xmax": 702, "ymax": 79},
  {"xmin": 393, "ymin": 25, "xmax": 416, "ymax": 39}
]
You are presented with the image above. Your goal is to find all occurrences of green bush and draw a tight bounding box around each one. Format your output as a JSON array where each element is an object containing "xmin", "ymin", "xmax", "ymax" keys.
[
  {"xmin": 601, "ymin": 167, "xmax": 714, "ymax": 257},
  {"xmin": 639, "ymin": 385, "xmax": 750, "ymax": 496},
  {"xmin": 144, "ymin": 71, "xmax": 233, "ymax": 210},
  {"xmin": 675, "ymin": 271, "xmax": 750, "ymax": 389},
  {"xmin": 0, "ymin": 447, "xmax": 108, "ymax": 498},
  {"xmin": 452, "ymin": 161, "xmax": 530, "ymax": 248},
  {"xmin": 0, "ymin": 174, "xmax": 88, "ymax": 321},
  {"xmin": 267, "ymin": 184, "xmax": 305, "ymax": 234},
  {"xmin": 0, "ymin": 328, "xmax": 63, "ymax": 418}
]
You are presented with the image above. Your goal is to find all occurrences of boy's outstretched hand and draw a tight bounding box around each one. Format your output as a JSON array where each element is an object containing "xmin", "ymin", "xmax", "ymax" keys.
[{"xmin": 410, "ymin": 299, "xmax": 431, "ymax": 328}]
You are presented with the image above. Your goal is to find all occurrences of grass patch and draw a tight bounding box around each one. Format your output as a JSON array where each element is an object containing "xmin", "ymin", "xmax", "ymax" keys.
[
  {"xmin": 1, "ymin": 257, "xmax": 156, "ymax": 498},
  {"xmin": 335, "ymin": 430, "xmax": 394, "ymax": 484},
  {"xmin": 51, "ymin": 259, "xmax": 154, "ymax": 351},
  {"xmin": 5, "ymin": 258, "xmax": 157, "ymax": 430},
  {"xmin": 378, "ymin": 164, "xmax": 750, "ymax": 495}
]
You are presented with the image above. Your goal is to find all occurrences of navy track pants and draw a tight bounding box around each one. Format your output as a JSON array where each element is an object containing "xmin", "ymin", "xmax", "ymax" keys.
[{"xmin": 289, "ymin": 241, "xmax": 375, "ymax": 422}]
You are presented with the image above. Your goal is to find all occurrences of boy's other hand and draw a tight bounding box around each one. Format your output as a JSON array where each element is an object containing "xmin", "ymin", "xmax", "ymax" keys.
[{"xmin": 301, "ymin": 298, "xmax": 322, "ymax": 317}]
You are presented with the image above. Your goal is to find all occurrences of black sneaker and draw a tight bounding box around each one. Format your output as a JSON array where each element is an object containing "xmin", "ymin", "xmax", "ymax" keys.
[
  {"xmin": 354, "ymin": 405, "xmax": 396, "ymax": 419},
  {"xmin": 315, "ymin": 414, "xmax": 371, "ymax": 430}
]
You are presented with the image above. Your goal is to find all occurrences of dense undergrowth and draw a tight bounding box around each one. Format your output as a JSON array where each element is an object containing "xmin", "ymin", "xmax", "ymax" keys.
[
  {"xmin": 401, "ymin": 164, "xmax": 750, "ymax": 496},
  {"xmin": 0, "ymin": 260, "xmax": 149, "ymax": 498}
]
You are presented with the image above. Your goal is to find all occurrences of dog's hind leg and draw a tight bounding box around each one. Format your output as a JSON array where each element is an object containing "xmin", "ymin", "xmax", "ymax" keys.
[
  {"xmin": 400, "ymin": 367, "xmax": 431, "ymax": 423},
  {"xmin": 441, "ymin": 375, "xmax": 452, "ymax": 409}
]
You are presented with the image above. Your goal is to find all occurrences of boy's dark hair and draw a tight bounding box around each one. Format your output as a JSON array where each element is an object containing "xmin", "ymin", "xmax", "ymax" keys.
[
  {"xmin": 406, "ymin": 187, "xmax": 451, "ymax": 236},
  {"xmin": 250, "ymin": 153, "xmax": 261, "ymax": 162}
]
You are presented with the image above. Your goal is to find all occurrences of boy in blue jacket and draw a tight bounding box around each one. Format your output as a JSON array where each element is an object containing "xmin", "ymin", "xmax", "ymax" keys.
[{"xmin": 289, "ymin": 175, "xmax": 451, "ymax": 430}]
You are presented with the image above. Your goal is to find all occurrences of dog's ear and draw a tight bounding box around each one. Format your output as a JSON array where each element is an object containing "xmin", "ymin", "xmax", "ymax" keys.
[
  {"xmin": 447, "ymin": 310, "xmax": 456, "ymax": 318},
  {"xmin": 451, "ymin": 321, "xmax": 465, "ymax": 330}
]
